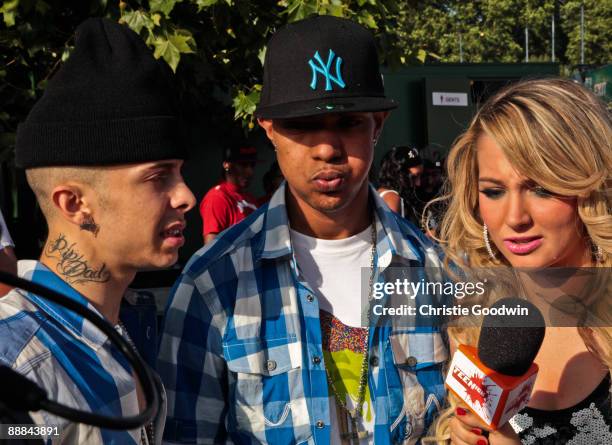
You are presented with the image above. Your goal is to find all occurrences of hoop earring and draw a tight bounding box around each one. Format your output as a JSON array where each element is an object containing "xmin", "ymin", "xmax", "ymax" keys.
[{"xmin": 483, "ymin": 224, "xmax": 496, "ymax": 261}]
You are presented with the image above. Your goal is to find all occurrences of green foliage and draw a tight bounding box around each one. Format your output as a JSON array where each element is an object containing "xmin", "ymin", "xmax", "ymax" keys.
[
  {"xmin": 0, "ymin": 0, "xmax": 409, "ymax": 158},
  {"xmin": 1, "ymin": 0, "xmax": 19, "ymax": 27},
  {"xmin": 398, "ymin": 0, "xmax": 555, "ymax": 63},
  {"xmin": 1, "ymin": 0, "xmax": 610, "ymax": 161},
  {"xmin": 397, "ymin": 0, "xmax": 610, "ymax": 65},
  {"xmin": 561, "ymin": 0, "xmax": 612, "ymax": 65}
]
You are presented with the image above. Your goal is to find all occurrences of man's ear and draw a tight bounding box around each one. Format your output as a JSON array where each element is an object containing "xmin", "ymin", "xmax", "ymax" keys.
[
  {"xmin": 51, "ymin": 184, "xmax": 93, "ymax": 227},
  {"xmin": 372, "ymin": 111, "xmax": 390, "ymax": 139},
  {"xmin": 257, "ymin": 118, "xmax": 275, "ymax": 141}
]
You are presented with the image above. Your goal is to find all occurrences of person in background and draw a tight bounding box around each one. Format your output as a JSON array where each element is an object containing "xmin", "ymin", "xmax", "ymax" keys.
[
  {"xmin": 0, "ymin": 208, "xmax": 17, "ymax": 296},
  {"xmin": 376, "ymin": 145, "xmax": 425, "ymax": 228},
  {"xmin": 419, "ymin": 158, "xmax": 444, "ymax": 203},
  {"xmin": 419, "ymin": 158, "xmax": 446, "ymax": 238},
  {"xmin": 199, "ymin": 144, "xmax": 259, "ymax": 244},
  {"xmin": 428, "ymin": 78, "xmax": 611, "ymax": 444}
]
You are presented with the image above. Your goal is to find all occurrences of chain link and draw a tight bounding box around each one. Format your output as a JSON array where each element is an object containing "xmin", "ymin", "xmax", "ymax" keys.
[{"xmin": 324, "ymin": 222, "xmax": 376, "ymax": 425}]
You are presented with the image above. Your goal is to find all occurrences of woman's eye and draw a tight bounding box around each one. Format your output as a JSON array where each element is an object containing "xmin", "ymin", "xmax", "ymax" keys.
[
  {"xmin": 479, "ymin": 188, "xmax": 504, "ymax": 199},
  {"xmin": 151, "ymin": 174, "xmax": 168, "ymax": 182},
  {"xmin": 532, "ymin": 186, "xmax": 554, "ymax": 197}
]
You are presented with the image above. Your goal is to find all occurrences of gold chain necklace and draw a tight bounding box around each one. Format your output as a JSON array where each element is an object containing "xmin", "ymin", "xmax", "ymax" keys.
[{"xmin": 324, "ymin": 222, "xmax": 376, "ymax": 444}]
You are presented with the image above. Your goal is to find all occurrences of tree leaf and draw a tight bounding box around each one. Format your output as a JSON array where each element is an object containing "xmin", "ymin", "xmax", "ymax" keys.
[
  {"xmin": 0, "ymin": 0, "xmax": 19, "ymax": 27},
  {"xmin": 417, "ymin": 48, "xmax": 427, "ymax": 63},
  {"xmin": 326, "ymin": 4, "xmax": 344, "ymax": 17},
  {"xmin": 285, "ymin": 0, "xmax": 317, "ymax": 21},
  {"xmin": 123, "ymin": 10, "xmax": 156, "ymax": 34},
  {"xmin": 150, "ymin": 0, "xmax": 182, "ymax": 18},
  {"xmin": 195, "ymin": 0, "xmax": 218, "ymax": 12},
  {"xmin": 232, "ymin": 88, "xmax": 260, "ymax": 120},
  {"xmin": 357, "ymin": 10, "xmax": 377, "ymax": 29},
  {"xmin": 151, "ymin": 29, "xmax": 195, "ymax": 72},
  {"xmin": 152, "ymin": 36, "xmax": 181, "ymax": 72},
  {"xmin": 168, "ymin": 30, "xmax": 196, "ymax": 54},
  {"xmin": 257, "ymin": 46, "xmax": 266, "ymax": 66}
]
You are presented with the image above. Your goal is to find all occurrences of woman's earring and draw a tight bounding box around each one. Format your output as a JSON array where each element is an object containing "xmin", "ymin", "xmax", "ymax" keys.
[
  {"xmin": 483, "ymin": 224, "xmax": 496, "ymax": 261},
  {"xmin": 592, "ymin": 241, "xmax": 604, "ymax": 263}
]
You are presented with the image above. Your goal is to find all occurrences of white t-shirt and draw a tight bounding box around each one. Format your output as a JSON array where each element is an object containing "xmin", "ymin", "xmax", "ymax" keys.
[
  {"xmin": 290, "ymin": 226, "xmax": 372, "ymax": 327},
  {"xmin": 290, "ymin": 226, "xmax": 375, "ymax": 444},
  {"xmin": 0, "ymin": 209, "xmax": 14, "ymax": 250}
]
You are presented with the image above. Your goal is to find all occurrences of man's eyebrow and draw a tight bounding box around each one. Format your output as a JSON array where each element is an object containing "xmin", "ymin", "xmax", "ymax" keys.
[{"xmin": 143, "ymin": 161, "xmax": 178, "ymax": 172}]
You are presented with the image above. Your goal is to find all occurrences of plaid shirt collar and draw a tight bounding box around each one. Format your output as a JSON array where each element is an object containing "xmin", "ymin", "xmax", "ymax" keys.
[
  {"xmin": 17, "ymin": 259, "xmax": 109, "ymax": 350},
  {"xmin": 254, "ymin": 181, "xmax": 421, "ymax": 267}
]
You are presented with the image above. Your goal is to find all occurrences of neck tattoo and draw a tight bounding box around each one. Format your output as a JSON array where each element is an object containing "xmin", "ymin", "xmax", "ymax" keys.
[{"xmin": 44, "ymin": 233, "xmax": 111, "ymax": 285}]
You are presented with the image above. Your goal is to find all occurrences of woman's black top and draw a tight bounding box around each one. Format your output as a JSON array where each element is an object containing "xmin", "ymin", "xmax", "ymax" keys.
[{"xmin": 512, "ymin": 373, "xmax": 611, "ymax": 444}]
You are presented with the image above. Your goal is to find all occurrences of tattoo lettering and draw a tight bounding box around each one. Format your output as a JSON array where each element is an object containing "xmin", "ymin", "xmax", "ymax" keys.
[{"xmin": 45, "ymin": 234, "xmax": 111, "ymax": 284}]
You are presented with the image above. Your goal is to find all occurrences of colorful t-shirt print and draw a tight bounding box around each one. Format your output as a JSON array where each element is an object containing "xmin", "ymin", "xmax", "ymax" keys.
[{"xmin": 321, "ymin": 310, "xmax": 374, "ymax": 444}]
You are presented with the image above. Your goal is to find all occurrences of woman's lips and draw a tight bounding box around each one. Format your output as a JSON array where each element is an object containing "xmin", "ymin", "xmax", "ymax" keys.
[{"xmin": 503, "ymin": 237, "xmax": 543, "ymax": 255}]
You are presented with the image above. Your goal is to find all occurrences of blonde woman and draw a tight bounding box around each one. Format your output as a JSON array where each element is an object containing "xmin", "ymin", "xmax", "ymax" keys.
[{"xmin": 427, "ymin": 78, "xmax": 611, "ymax": 444}]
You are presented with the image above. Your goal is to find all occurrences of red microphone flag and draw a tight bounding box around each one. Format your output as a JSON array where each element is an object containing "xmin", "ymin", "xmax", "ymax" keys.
[{"xmin": 445, "ymin": 344, "xmax": 538, "ymax": 429}]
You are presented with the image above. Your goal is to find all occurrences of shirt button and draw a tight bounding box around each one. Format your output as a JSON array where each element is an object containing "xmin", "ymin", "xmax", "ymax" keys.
[
  {"xmin": 312, "ymin": 356, "xmax": 321, "ymax": 365},
  {"xmin": 369, "ymin": 356, "xmax": 379, "ymax": 367},
  {"xmin": 316, "ymin": 420, "xmax": 325, "ymax": 429},
  {"xmin": 405, "ymin": 356, "xmax": 418, "ymax": 367},
  {"xmin": 306, "ymin": 294, "xmax": 315, "ymax": 302},
  {"xmin": 266, "ymin": 360, "xmax": 277, "ymax": 371}
]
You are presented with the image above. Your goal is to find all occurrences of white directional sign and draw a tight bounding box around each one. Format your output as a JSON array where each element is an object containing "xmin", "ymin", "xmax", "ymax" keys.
[{"xmin": 432, "ymin": 92, "xmax": 469, "ymax": 107}]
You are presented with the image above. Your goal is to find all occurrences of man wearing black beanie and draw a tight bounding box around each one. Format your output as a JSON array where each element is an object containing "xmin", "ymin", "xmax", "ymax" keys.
[{"xmin": 0, "ymin": 18, "xmax": 195, "ymax": 444}]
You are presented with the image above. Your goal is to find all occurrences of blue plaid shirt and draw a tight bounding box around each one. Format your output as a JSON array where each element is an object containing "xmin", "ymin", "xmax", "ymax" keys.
[
  {"xmin": 0, "ymin": 260, "xmax": 165, "ymax": 444},
  {"xmin": 158, "ymin": 184, "xmax": 448, "ymax": 444}
]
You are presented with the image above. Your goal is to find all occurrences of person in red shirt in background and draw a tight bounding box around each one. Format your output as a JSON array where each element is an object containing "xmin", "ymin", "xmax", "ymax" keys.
[{"xmin": 200, "ymin": 144, "xmax": 259, "ymax": 244}]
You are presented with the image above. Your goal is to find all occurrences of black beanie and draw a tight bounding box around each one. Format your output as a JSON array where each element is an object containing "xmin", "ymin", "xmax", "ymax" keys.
[{"xmin": 15, "ymin": 18, "xmax": 186, "ymax": 168}]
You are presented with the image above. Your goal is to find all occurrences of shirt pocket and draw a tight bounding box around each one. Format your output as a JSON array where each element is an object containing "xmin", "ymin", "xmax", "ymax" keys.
[
  {"xmin": 386, "ymin": 331, "xmax": 448, "ymax": 444},
  {"xmin": 223, "ymin": 336, "xmax": 312, "ymax": 445}
]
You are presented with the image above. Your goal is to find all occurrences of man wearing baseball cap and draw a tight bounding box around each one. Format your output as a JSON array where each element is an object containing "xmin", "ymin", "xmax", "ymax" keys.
[
  {"xmin": 199, "ymin": 144, "xmax": 259, "ymax": 244},
  {"xmin": 0, "ymin": 18, "xmax": 195, "ymax": 444},
  {"xmin": 159, "ymin": 15, "xmax": 447, "ymax": 444}
]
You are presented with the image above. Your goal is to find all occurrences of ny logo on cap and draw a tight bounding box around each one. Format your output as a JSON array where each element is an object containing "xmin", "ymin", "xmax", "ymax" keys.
[{"xmin": 308, "ymin": 50, "xmax": 346, "ymax": 91}]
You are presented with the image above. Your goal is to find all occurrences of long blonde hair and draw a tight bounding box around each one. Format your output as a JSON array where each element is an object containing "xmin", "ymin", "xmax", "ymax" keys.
[{"xmin": 425, "ymin": 78, "xmax": 612, "ymax": 443}]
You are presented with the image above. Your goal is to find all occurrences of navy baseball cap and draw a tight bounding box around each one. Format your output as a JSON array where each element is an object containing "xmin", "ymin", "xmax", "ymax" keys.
[{"xmin": 255, "ymin": 15, "xmax": 397, "ymax": 119}]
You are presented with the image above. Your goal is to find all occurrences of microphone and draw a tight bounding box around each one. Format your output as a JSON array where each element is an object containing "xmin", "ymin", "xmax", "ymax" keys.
[{"xmin": 445, "ymin": 297, "xmax": 545, "ymax": 429}]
